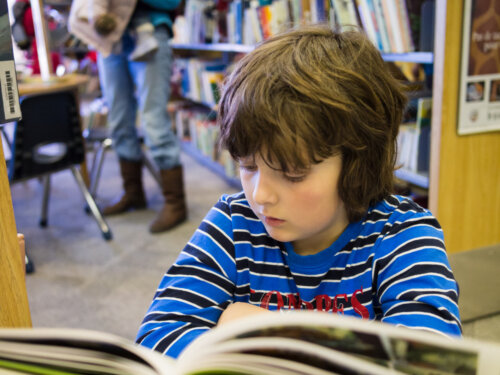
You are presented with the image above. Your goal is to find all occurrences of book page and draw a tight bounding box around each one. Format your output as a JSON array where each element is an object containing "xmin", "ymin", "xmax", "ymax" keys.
[
  {"xmin": 179, "ymin": 336, "xmax": 404, "ymax": 375},
  {"xmin": 180, "ymin": 311, "xmax": 500, "ymax": 375},
  {"xmin": 0, "ymin": 328, "xmax": 177, "ymax": 375}
]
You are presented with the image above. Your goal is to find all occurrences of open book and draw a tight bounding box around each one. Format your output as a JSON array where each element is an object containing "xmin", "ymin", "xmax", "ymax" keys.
[{"xmin": 1, "ymin": 311, "xmax": 499, "ymax": 375}]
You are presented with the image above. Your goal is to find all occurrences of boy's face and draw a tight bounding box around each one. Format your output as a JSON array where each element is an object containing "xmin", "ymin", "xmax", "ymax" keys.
[{"xmin": 239, "ymin": 153, "xmax": 349, "ymax": 255}]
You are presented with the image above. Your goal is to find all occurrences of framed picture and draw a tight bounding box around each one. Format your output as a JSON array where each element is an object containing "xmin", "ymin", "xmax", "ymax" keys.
[{"xmin": 457, "ymin": 0, "xmax": 500, "ymax": 135}]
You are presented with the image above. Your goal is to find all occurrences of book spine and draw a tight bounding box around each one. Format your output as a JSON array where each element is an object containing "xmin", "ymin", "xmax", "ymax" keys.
[
  {"xmin": 234, "ymin": 0, "xmax": 243, "ymax": 44},
  {"xmin": 397, "ymin": 0, "xmax": 415, "ymax": 52},
  {"xmin": 381, "ymin": 0, "xmax": 404, "ymax": 53},
  {"xmin": 331, "ymin": 0, "xmax": 360, "ymax": 29},
  {"xmin": 301, "ymin": 0, "xmax": 311, "ymax": 25},
  {"xmin": 372, "ymin": 0, "xmax": 390, "ymax": 52},
  {"xmin": 355, "ymin": 0, "xmax": 381, "ymax": 49},
  {"xmin": 310, "ymin": 0, "xmax": 318, "ymax": 22},
  {"xmin": 290, "ymin": 0, "xmax": 302, "ymax": 27},
  {"xmin": 257, "ymin": 4, "xmax": 273, "ymax": 39}
]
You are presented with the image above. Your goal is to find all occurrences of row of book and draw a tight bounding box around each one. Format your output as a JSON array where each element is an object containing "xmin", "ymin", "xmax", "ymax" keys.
[
  {"xmin": 173, "ymin": 0, "xmax": 435, "ymax": 53},
  {"xmin": 169, "ymin": 102, "xmax": 239, "ymax": 179},
  {"xmin": 396, "ymin": 97, "xmax": 432, "ymax": 175},
  {"xmin": 175, "ymin": 58, "xmax": 226, "ymax": 107}
]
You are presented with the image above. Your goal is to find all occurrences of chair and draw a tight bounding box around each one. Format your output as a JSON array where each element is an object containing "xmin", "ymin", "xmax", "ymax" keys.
[{"xmin": 8, "ymin": 90, "xmax": 112, "ymax": 241}]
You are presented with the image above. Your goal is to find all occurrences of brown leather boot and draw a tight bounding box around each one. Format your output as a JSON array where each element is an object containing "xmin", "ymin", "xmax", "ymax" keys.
[
  {"xmin": 149, "ymin": 166, "xmax": 187, "ymax": 233},
  {"xmin": 102, "ymin": 159, "xmax": 147, "ymax": 215}
]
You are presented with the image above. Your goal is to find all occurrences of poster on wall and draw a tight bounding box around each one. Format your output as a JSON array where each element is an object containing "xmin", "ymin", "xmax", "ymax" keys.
[{"xmin": 458, "ymin": 0, "xmax": 500, "ymax": 135}]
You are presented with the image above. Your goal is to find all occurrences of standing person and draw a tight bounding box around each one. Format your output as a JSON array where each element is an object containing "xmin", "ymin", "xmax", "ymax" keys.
[
  {"xmin": 135, "ymin": 25, "xmax": 461, "ymax": 359},
  {"xmin": 69, "ymin": 0, "xmax": 186, "ymax": 233}
]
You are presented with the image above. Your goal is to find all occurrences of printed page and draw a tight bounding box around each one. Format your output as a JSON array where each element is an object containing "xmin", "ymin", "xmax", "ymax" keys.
[
  {"xmin": 179, "ymin": 336, "xmax": 404, "ymax": 375},
  {"xmin": 0, "ymin": 328, "xmax": 177, "ymax": 375},
  {"xmin": 180, "ymin": 311, "xmax": 500, "ymax": 375}
]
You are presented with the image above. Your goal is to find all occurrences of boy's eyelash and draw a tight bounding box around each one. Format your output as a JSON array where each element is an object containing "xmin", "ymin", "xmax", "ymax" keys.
[
  {"xmin": 239, "ymin": 164, "xmax": 257, "ymax": 171},
  {"xmin": 284, "ymin": 174, "xmax": 306, "ymax": 183}
]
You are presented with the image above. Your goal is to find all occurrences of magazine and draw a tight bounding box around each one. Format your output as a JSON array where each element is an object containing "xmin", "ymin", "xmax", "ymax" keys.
[
  {"xmin": 0, "ymin": 311, "xmax": 499, "ymax": 375},
  {"xmin": 0, "ymin": 0, "xmax": 21, "ymax": 124}
]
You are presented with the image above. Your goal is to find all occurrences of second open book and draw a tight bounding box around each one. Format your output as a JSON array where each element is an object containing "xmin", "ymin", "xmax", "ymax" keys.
[{"xmin": 0, "ymin": 311, "xmax": 499, "ymax": 374}]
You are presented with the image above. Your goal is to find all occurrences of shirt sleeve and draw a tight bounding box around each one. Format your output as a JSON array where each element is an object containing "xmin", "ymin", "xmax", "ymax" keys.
[
  {"xmin": 373, "ymin": 207, "xmax": 462, "ymax": 337},
  {"xmin": 136, "ymin": 197, "xmax": 237, "ymax": 358}
]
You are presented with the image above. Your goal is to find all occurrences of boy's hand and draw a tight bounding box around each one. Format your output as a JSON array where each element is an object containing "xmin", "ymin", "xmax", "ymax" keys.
[{"xmin": 217, "ymin": 302, "xmax": 271, "ymax": 326}]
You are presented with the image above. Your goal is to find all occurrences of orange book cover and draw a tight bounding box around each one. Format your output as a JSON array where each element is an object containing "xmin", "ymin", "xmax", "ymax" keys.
[{"xmin": 257, "ymin": 4, "xmax": 273, "ymax": 39}]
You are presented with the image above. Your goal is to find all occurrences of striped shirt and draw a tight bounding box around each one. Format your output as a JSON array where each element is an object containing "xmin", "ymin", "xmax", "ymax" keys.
[{"xmin": 136, "ymin": 193, "xmax": 462, "ymax": 358}]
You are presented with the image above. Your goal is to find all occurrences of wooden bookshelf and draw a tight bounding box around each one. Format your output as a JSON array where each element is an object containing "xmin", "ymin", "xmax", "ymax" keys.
[
  {"xmin": 174, "ymin": 1, "xmax": 500, "ymax": 253},
  {"xmin": 0, "ymin": 139, "xmax": 32, "ymax": 327},
  {"xmin": 429, "ymin": 0, "xmax": 500, "ymax": 253}
]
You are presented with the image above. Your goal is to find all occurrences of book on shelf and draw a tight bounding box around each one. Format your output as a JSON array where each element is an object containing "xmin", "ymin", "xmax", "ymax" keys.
[
  {"xmin": 414, "ymin": 96, "xmax": 431, "ymax": 173},
  {"xmin": 331, "ymin": 0, "xmax": 360, "ymax": 30},
  {"xmin": 397, "ymin": 96, "xmax": 432, "ymax": 176},
  {"xmin": 174, "ymin": 0, "xmax": 429, "ymax": 56},
  {"xmin": 1, "ymin": 311, "xmax": 499, "ymax": 375},
  {"xmin": 354, "ymin": 0, "xmax": 383, "ymax": 51},
  {"xmin": 0, "ymin": 0, "xmax": 21, "ymax": 124}
]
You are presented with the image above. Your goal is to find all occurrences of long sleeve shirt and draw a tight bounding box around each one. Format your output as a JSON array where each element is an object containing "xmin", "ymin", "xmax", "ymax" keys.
[{"xmin": 136, "ymin": 193, "xmax": 462, "ymax": 358}]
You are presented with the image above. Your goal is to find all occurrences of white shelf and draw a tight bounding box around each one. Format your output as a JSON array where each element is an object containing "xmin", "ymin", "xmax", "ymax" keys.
[
  {"xmin": 381, "ymin": 52, "xmax": 434, "ymax": 64},
  {"xmin": 171, "ymin": 43, "xmax": 254, "ymax": 54},
  {"xmin": 181, "ymin": 141, "xmax": 241, "ymax": 189},
  {"xmin": 395, "ymin": 169, "xmax": 429, "ymax": 189},
  {"xmin": 172, "ymin": 43, "xmax": 432, "ymax": 63}
]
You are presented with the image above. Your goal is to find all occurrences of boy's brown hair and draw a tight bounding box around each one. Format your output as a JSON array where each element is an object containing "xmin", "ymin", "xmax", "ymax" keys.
[{"xmin": 218, "ymin": 25, "xmax": 408, "ymax": 222}]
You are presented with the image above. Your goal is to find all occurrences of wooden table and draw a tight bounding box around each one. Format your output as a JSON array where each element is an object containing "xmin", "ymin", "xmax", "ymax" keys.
[{"xmin": 18, "ymin": 73, "xmax": 89, "ymax": 96}]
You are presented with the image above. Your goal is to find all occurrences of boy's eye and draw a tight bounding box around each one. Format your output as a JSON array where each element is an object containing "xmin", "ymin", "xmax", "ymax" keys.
[
  {"xmin": 283, "ymin": 173, "xmax": 306, "ymax": 183},
  {"xmin": 239, "ymin": 164, "xmax": 258, "ymax": 172}
]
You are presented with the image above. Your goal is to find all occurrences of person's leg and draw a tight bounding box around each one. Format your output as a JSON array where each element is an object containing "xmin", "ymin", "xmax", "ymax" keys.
[
  {"xmin": 131, "ymin": 26, "xmax": 186, "ymax": 232},
  {"xmin": 98, "ymin": 42, "xmax": 146, "ymax": 215}
]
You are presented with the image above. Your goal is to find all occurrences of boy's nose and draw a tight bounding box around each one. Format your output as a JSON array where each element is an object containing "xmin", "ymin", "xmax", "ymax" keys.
[{"xmin": 252, "ymin": 171, "xmax": 278, "ymax": 206}]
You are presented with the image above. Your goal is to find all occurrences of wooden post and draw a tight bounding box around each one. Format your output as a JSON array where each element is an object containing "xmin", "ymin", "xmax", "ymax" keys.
[
  {"xmin": 30, "ymin": 0, "xmax": 52, "ymax": 81},
  {"xmin": 0, "ymin": 140, "xmax": 32, "ymax": 327}
]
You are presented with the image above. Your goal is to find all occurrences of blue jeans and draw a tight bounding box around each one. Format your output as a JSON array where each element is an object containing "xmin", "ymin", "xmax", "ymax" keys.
[{"xmin": 97, "ymin": 27, "xmax": 180, "ymax": 170}]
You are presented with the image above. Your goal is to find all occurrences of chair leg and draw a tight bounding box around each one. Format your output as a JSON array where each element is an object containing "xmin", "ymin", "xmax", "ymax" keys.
[
  {"xmin": 71, "ymin": 166, "xmax": 113, "ymax": 241},
  {"xmin": 143, "ymin": 151, "xmax": 161, "ymax": 188},
  {"xmin": 89, "ymin": 139, "xmax": 112, "ymax": 197},
  {"xmin": 25, "ymin": 254, "xmax": 35, "ymax": 274},
  {"xmin": 0, "ymin": 126, "xmax": 12, "ymax": 151},
  {"xmin": 39, "ymin": 174, "xmax": 50, "ymax": 227}
]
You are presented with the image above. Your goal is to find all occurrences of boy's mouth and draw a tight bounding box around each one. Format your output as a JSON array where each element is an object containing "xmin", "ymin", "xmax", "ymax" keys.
[{"xmin": 263, "ymin": 216, "xmax": 285, "ymax": 226}]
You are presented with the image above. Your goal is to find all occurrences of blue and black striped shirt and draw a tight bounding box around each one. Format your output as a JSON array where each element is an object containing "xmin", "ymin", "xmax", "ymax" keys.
[{"xmin": 137, "ymin": 193, "xmax": 461, "ymax": 358}]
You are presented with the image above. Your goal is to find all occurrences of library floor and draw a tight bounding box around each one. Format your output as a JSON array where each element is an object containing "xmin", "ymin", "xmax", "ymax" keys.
[{"xmin": 10, "ymin": 150, "xmax": 500, "ymax": 344}]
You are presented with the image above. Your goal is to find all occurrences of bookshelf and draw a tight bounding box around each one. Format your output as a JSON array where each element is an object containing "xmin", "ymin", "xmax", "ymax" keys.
[
  {"xmin": 0, "ymin": 0, "xmax": 32, "ymax": 327},
  {"xmin": 428, "ymin": 0, "xmax": 500, "ymax": 253},
  {"xmin": 172, "ymin": 1, "xmax": 436, "ymax": 192},
  {"xmin": 173, "ymin": 0, "xmax": 500, "ymax": 253},
  {"xmin": 181, "ymin": 141, "xmax": 241, "ymax": 188},
  {"xmin": 172, "ymin": 43, "xmax": 254, "ymax": 53}
]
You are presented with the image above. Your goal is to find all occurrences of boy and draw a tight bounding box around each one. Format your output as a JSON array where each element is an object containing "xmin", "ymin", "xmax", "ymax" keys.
[{"xmin": 136, "ymin": 25, "xmax": 461, "ymax": 358}]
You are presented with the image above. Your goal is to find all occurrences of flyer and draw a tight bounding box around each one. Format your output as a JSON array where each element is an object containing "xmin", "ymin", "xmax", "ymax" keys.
[{"xmin": 458, "ymin": 0, "xmax": 500, "ymax": 135}]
